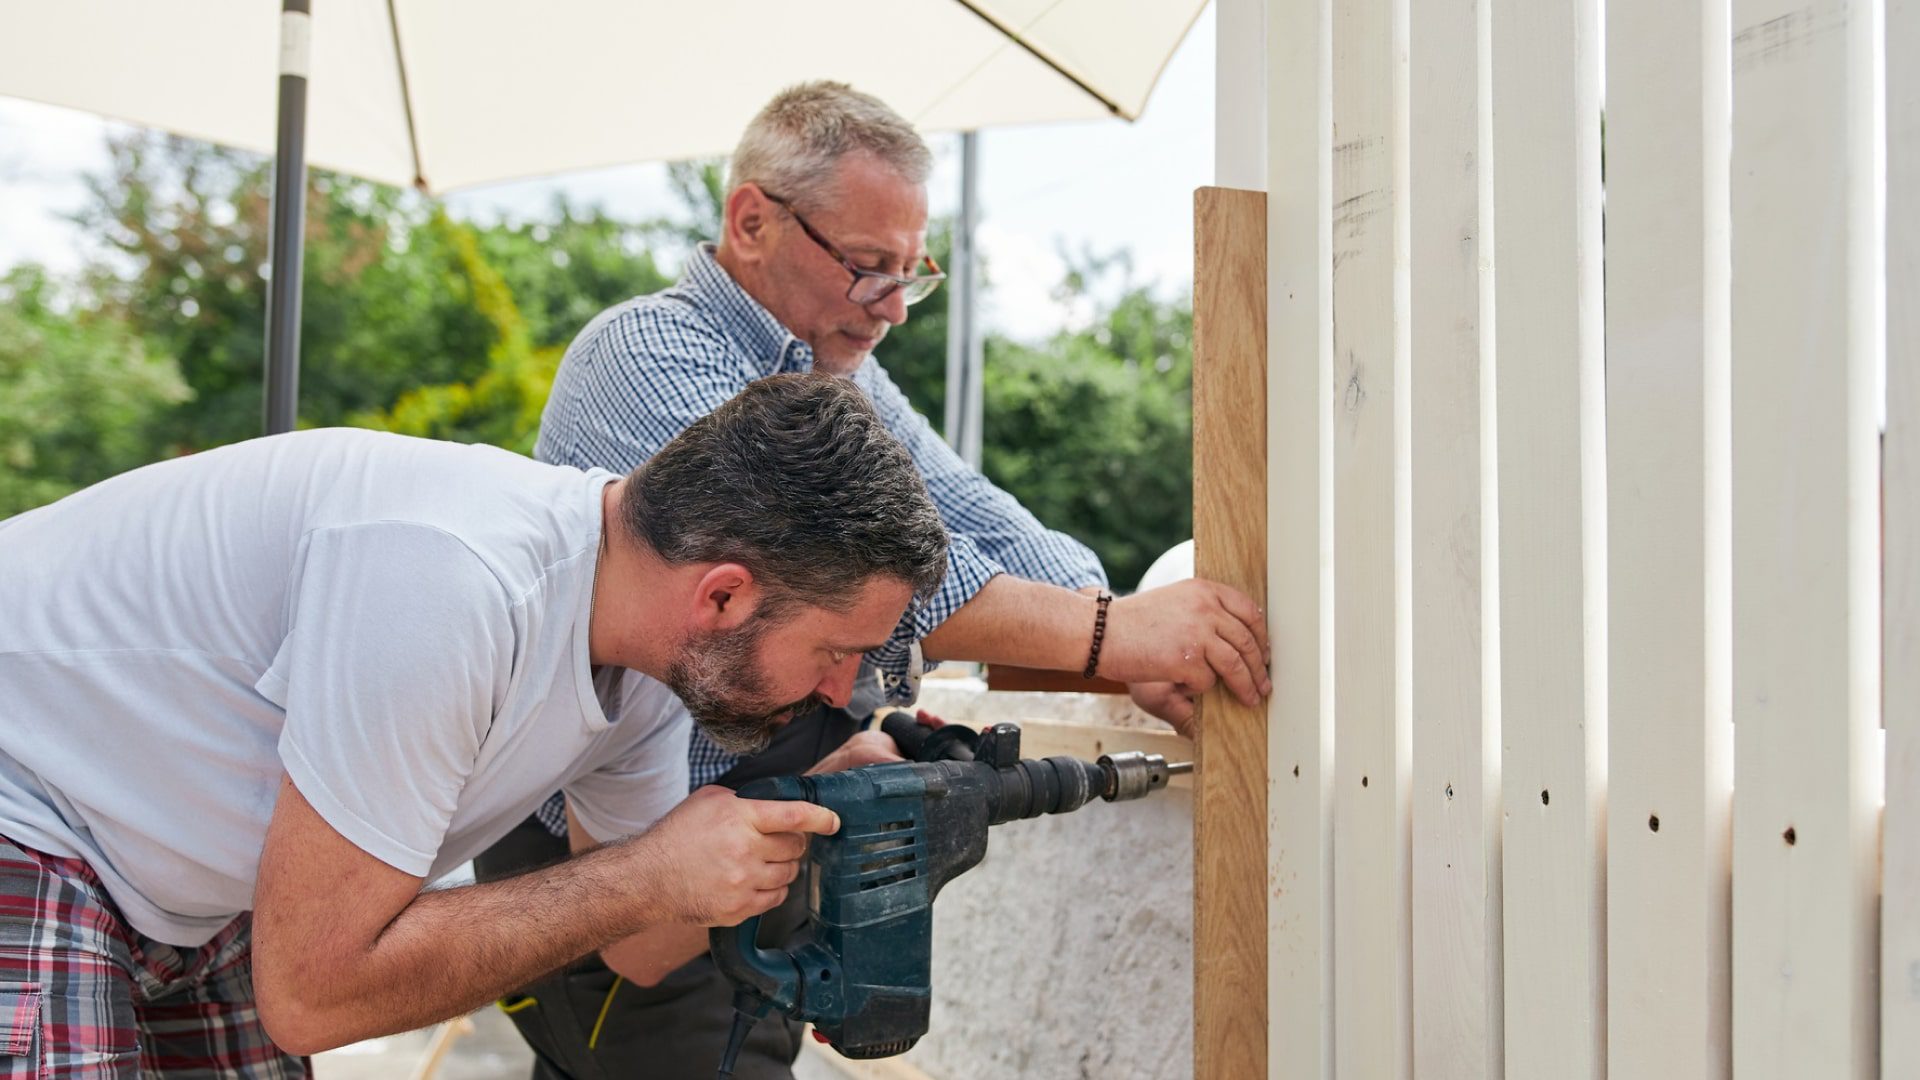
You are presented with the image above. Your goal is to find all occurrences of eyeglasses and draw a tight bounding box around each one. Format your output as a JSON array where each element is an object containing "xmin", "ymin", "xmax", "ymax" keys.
[{"xmin": 760, "ymin": 189, "xmax": 945, "ymax": 307}]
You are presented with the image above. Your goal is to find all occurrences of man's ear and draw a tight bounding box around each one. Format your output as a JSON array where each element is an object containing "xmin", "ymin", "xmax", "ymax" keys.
[
  {"xmin": 689, "ymin": 562, "xmax": 759, "ymax": 632},
  {"xmin": 722, "ymin": 184, "xmax": 775, "ymax": 259}
]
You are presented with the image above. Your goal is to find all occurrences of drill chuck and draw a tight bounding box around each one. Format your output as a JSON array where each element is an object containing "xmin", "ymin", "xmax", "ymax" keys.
[{"xmin": 1097, "ymin": 750, "xmax": 1190, "ymax": 802}]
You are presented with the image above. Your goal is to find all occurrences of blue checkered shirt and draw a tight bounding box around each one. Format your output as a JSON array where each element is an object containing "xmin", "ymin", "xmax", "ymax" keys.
[{"xmin": 532, "ymin": 244, "xmax": 1105, "ymax": 820}]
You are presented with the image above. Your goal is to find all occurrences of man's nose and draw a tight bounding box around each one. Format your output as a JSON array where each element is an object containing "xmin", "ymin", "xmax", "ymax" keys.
[
  {"xmin": 815, "ymin": 656, "xmax": 862, "ymax": 708},
  {"xmin": 868, "ymin": 287, "xmax": 909, "ymax": 327}
]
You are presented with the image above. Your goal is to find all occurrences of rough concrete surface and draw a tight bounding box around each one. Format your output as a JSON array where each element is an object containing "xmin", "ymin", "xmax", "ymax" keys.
[{"xmin": 909, "ymin": 788, "xmax": 1193, "ymax": 1079}]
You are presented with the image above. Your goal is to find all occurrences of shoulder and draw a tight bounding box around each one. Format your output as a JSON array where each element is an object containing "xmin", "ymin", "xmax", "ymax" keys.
[{"xmin": 568, "ymin": 291, "xmax": 742, "ymax": 375}]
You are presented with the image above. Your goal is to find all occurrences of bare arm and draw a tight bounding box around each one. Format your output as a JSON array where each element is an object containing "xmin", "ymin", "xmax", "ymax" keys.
[
  {"xmin": 918, "ymin": 574, "xmax": 1273, "ymax": 731},
  {"xmin": 250, "ymin": 775, "xmax": 836, "ymax": 1054}
]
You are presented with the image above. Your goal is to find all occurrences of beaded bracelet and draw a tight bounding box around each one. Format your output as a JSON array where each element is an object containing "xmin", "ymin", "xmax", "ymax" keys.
[{"xmin": 1083, "ymin": 590, "xmax": 1114, "ymax": 679}]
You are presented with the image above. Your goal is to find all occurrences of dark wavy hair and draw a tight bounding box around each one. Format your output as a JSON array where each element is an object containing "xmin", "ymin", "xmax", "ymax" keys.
[{"xmin": 619, "ymin": 373, "xmax": 949, "ymax": 615}]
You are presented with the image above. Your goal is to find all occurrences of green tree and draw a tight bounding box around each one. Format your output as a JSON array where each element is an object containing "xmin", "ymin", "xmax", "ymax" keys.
[
  {"xmin": 0, "ymin": 266, "xmax": 190, "ymax": 516},
  {"xmin": 980, "ymin": 274, "xmax": 1193, "ymax": 590}
]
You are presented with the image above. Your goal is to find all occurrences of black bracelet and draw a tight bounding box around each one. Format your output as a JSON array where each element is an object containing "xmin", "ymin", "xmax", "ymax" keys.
[{"xmin": 1083, "ymin": 590, "xmax": 1113, "ymax": 679}]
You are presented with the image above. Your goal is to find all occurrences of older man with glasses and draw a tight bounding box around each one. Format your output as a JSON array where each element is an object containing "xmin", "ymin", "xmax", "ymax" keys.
[{"xmin": 477, "ymin": 81, "xmax": 1270, "ymax": 1080}]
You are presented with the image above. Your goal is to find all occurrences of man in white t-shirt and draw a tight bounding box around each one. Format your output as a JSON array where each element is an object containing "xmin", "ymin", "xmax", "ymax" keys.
[{"xmin": 0, "ymin": 373, "xmax": 948, "ymax": 1075}]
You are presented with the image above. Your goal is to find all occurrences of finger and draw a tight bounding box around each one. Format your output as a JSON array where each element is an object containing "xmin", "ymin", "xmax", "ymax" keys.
[
  {"xmin": 753, "ymin": 830, "xmax": 811, "ymax": 862},
  {"xmin": 1218, "ymin": 617, "xmax": 1272, "ymax": 696},
  {"xmin": 915, "ymin": 709, "xmax": 947, "ymax": 729},
  {"xmin": 1161, "ymin": 694, "xmax": 1196, "ymax": 737},
  {"xmin": 754, "ymin": 858, "xmax": 802, "ymax": 891},
  {"xmin": 1212, "ymin": 585, "xmax": 1271, "ymax": 659},
  {"xmin": 753, "ymin": 801, "xmax": 841, "ymax": 836},
  {"xmin": 1207, "ymin": 639, "xmax": 1262, "ymax": 707}
]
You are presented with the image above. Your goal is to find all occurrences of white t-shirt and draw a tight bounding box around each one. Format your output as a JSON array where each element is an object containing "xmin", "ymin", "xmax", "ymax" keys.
[{"xmin": 0, "ymin": 429, "xmax": 690, "ymax": 946}]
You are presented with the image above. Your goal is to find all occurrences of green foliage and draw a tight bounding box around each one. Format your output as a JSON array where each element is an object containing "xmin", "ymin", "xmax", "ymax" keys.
[
  {"xmin": 980, "ymin": 276, "xmax": 1193, "ymax": 591},
  {"xmin": 0, "ymin": 267, "xmax": 190, "ymax": 516},
  {"xmin": 2, "ymin": 134, "xmax": 1194, "ymax": 586},
  {"xmin": 350, "ymin": 213, "xmax": 557, "ymax": 454}
]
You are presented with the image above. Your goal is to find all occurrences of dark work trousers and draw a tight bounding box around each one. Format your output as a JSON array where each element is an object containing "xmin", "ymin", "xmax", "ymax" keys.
[{"xmin": 473, "ymin": 705, "xmax": 860, "ymax": 1080}]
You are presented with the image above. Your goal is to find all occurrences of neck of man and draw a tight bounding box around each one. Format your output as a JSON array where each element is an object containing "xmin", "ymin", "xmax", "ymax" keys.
[
  {"xmin": 712, "ymin": 241, "xmax": 780, "ymax": 324},
  {"xmin": 588, "ymin": 479, "xmax": 683, "ymax": 678}
]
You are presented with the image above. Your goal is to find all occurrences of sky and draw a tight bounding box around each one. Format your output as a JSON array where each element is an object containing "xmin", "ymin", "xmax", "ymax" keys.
[{"xmin": 0, "ymin": 6, "xmax": 1216, "ymax": 344}]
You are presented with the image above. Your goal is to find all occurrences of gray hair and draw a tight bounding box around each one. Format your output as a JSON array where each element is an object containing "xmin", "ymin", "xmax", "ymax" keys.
[
  {"xmin": 727, "ymin": 81, "xmax": 933, "ymax": 213},
  {"xmin": 620, "ymin": 373, "xmax": 949, "ymax": 613}
]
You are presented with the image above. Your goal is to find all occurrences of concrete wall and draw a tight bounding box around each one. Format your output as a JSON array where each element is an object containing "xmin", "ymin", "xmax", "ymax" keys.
[{"xmin": 896, "ymin": 683, "xmax": 1195, "ymax": 1080}]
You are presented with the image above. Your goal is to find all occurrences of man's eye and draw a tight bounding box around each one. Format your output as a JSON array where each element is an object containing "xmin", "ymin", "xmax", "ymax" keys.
[{"xmin": 828, "ymin": 649, "xmax": 849, "ymax": 664}]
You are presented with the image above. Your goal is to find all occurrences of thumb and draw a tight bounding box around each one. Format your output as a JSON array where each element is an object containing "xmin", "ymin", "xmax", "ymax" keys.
[{"xmin": 753, "ymin": 800, "xmax": 841, "ymax": 836}]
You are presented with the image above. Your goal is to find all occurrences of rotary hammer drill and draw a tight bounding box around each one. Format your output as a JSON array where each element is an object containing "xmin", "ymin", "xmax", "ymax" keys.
[{"xmin": 709, "ymin": 715, "xmax": 1188, "ymax": 1077}]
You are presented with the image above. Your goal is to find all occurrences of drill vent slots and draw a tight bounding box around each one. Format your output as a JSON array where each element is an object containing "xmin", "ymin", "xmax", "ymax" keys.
[{"xmin": 853, "ymin": 820, "xmax": 922, "ymax": 890}]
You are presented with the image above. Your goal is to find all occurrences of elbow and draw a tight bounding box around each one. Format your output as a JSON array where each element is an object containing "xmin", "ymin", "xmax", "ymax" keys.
[{"xmin": 254, "ymin": 958, "xmax": 353, "ymax": 1055}]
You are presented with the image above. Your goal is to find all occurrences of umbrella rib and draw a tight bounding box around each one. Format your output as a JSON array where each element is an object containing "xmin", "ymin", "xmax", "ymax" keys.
[
  {"xmin": 948, "ymin": 0, "xmax": 1128, "ymax": 119},
  {"xmin": 385, "ymin": 0, "xmax": 428, "ymax": 191}
]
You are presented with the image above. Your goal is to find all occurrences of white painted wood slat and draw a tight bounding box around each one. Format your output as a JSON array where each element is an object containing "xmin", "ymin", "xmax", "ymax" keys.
[
  {"xmin": 1728, "ymin": 0, "xmax": 1883, "ymax": 1077},
  {"xmin": 1329, "ymin": 0, "xmax": 1411, "ymax": 1074},
  {"xmin": 1408, "ymin": 0, "xmax": 1500, "ymax": 1075},
  {"xmin": 1602, "ymin": 1, "xmax": 1734, "ymax": 1078},
  {"xmin": 1490, "ymin": 0, "xmax": 1608, "ymax": 1074},
  {"xmin": 1883, "ymin": 0, "xmax": 1918, "ymax": 1074},
  {"xmin": 1264, "ymin": 0, "xmax": 1335, "ymax": 1076}
]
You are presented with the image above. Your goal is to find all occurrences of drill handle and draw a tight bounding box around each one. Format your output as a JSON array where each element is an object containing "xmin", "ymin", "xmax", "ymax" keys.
[{"xmin": 708, "ymin": 917, "xmax": 801, "ymax": 1013}]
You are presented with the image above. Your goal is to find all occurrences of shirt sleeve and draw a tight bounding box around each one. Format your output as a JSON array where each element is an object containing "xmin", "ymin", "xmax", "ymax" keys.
[
  {"xmin": 536, "ymin": 304, "xmax": 754, "ymax": 473},
  {"xmin": 258, "ymin": 523, "xmax": 512, "ymax": 876},
  {"xmin": 854, "ymin": 359, "xmax": 1109, "ymax": 702},
  {"xmin": 563, "ymin": 671, "xmax": 693, "ymax": 843}
]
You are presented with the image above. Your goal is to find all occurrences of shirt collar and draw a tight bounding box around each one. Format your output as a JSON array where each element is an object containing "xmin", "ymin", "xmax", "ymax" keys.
[{"xmin": 679, "ymin": 243, "xmax": 815, "ymax": 376}]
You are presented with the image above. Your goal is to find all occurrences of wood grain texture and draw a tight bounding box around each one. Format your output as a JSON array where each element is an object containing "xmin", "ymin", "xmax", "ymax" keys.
[
  {"xmin": 1330, "ymin": 0, "xmax": 1412, "ymax": 1074},
  {"xmin": 1408, "ymin": 0, "xmax": 1501, "ymax": 1075},
  {"xmin": 1490, "ymin": 0, "xmax": 1609, "ymax": 1074},
  {"xmin": 1602, "ymin": 2, "xmax": 1734, "ymax": 1077},
  {"xmin": 1728, "ymin": 1, "xmax": 1883, "ymax": 1076},
  {"xmin": 1887, "ymin": 1, "xmax": 1920, "ymax": 1073},
  {"xmin": 1263, "ymin": 0, "xmax": 1336, "ymax": 1073},
  {"xmin": 1191, "ymin": 185, "xmax": 1269, "ymax": 1080}
]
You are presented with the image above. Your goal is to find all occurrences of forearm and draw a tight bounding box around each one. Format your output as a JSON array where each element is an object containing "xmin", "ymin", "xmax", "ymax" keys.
[
  {"xmin": 267, "ymin": 839, "xmax": 665, "ymax": 1051},
  {"xmin": 918, "ymin": 574, "xmax": 1098, "ymax": 671}
]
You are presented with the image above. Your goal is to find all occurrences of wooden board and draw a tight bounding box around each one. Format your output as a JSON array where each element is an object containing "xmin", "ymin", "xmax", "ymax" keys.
[
  {"xmin": 1011, "ymin": 717, "xmax": 1193, "ymax": 789},
  {"xmin": 1601, "ymin": 1, "xmax": 1734, "ymax": 1077},
  {"xmin": 1407, "ymin": 0, "xmax": 1500, "ymax": 1075},
  {"xmin": 1489, "ymin": 0, "xmax": 1608, "ymax": 1074},
  {"xmin": 1728, "ymin": 1, "xmax": 1882, "ymax": 1076},
  {"xmin": 1191, "ymin": 185, "xmax": 1269, "ymax": 1080},
  {"xmin": 982, "ymin": 665, "xmax": 1127, "ymax": 696},
  {"xmin": 1887, "ymin": 0, "xmax": 1920, "ymax": 1072},
  {"xmin": 1329, "ymin": 0, "xmax": 1411, "ymax": 1074},
  {"xmin": 1263, "ymin": 0, "xmax": 1336, "ymax": 1073}
]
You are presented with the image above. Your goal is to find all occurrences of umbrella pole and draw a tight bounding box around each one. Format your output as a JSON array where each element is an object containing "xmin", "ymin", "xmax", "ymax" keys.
[
  {"xmin": 263, "ymin": 0, "xmax": 311, "ymax": 436},
  {"xmin": 943, "ymin": 130, "xmax": 984, "ymax": 468}
]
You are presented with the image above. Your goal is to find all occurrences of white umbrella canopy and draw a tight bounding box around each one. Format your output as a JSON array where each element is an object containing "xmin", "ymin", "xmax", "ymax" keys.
[{"xmin": 0, "ymin": 0, "xmax": 1204, "ymax": 194}]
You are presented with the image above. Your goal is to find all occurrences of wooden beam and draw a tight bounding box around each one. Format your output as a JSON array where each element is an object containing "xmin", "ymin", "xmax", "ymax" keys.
[
  {"xmin": 1886, "ymin": 0, "xmax": 1920, "ymax": 1071},
  {"xmin": 1602, "ymin": 1, "xmax": 1735, "ymax": 1076},
  {"xmin": 1729, "ymin": 0, "xmax": 1883, "ymax": 1075},
  {"xmin": 1409, "ymin": 0, "xmax": 1500, "ymax": 1074},
  {"xmin": 1330, "ymin": 0, "xmax": 1413, "ymax": 1073},
  {"xmin": 1191, "ymin": 185, "xmax": 1268, "ymax": 1080},
  {"xmin": 1264, "ymin": 0, "xmax": 1334, "ymax": 1075},
  {"xmin": 1491, "ymin": 0, "xmax": 1608, "ymax": 1073},
  {"xmin": 982, "ymin": 665, "xmax": 1127, "ymax": 695}
]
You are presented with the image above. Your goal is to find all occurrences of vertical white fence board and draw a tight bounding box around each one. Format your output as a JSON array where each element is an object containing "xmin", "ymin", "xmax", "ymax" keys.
[
  {"xmin": 1884, "ymin": 0, "xmax": 1918, "ymax": 1073},
  {"xmin": 1729, "ymin": 0, "xmax": 1883, "ymax": 1077},
  {"xmin": 1217, "ymin": 0, "xmax": 1267, "ymax": 190},
  {"xmin": 1409, "ymin": 0, "xmax": 1501, "ymax": 1075},
  {"xmin": 1265, "ymin": 0, "xmax": 1335, "ymax": 1074},
  {"xmin": 1602, "ymin": 1, "xmax": 1735, "ymax": 1078},
  {"xmin": 1330, "ymin": 0, "xmax": 1411, "ymax": 1074},
  {"xmin": 1491, "ymin": 0, "xmax": 1608, "ymax": 1074}
]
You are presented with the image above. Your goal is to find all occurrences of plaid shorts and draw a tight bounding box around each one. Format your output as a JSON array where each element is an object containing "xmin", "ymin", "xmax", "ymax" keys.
[{"xmin": 0, "ymin": 835, "xmax": 308, "ymax": 1078}]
